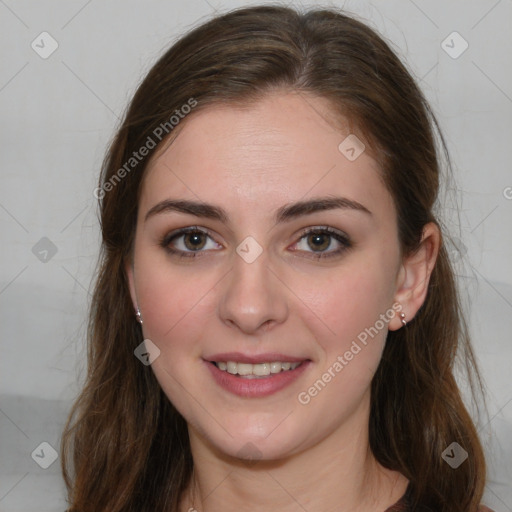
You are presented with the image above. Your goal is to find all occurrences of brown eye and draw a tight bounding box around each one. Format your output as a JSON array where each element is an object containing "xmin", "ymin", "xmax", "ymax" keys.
[
  {"xmin": 291, "ymin": 227, "xmax": 352, "ymax": 260},
  {"xmin": 307, "ymin": 232, "xmax": 331, "ymax": 252},
  {"xmin": 183, "ymin": 231, "xmax": 207, "ymax": 251},
  {"xmin": 161, "ymin": 227, "xmax": 222, "ymax": 258}
]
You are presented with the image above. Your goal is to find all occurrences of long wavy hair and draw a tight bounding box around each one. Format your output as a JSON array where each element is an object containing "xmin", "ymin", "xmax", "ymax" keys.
[{"xmin": 61, "ymin": 5, "xmax": 487, "ymax": 511}]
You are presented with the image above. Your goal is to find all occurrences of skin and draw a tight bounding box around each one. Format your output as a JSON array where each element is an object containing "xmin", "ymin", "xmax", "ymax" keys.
[{"xmin": 126, "ymin": 91, "xmax": 439, "ymax": 512}]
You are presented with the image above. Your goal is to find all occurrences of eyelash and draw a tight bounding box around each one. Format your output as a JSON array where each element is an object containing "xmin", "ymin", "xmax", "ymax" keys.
[{"xmin": 159, "ymin": 226, "xmax": 352, "ymax": 260}]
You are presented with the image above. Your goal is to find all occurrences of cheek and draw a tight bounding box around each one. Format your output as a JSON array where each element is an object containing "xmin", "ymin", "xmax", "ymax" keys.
[
  {"xmin": 305, "ymin": 262, "xmax": 396, "ymax": 344},
  {"xmin": 133, "ymin": 249, "xmax": 219, "ymax": 357},
  {"xmin": 134, "ymin": 253, "xmax": 218, "ymax": 418},
  {"xmin": 294, "ymin": 255, "xmax": 397, "ymax": 399},
  {"xmin": 282, "ymin": 263, "xmax": 396, "ymax": 450}
]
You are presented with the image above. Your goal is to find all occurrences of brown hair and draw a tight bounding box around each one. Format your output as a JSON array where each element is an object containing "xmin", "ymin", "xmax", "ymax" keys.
[{"xmin": 61, "ymin": 5, "xmax": 487, "ymax": 511}]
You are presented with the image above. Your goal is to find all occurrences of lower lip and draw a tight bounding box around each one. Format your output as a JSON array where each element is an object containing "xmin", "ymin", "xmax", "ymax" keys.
[{"xmin": 204, "ymin": 360, "xmax": 311, "ymax": 398}]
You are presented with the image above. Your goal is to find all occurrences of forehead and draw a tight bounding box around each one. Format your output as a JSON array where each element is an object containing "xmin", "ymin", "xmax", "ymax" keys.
[{"xmin": 140, "ymin": 92, "xmax": 392, "ymax": 221}]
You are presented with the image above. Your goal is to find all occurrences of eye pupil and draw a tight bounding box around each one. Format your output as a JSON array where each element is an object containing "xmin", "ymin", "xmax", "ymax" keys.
[
  {"xmin": 308, "ymin": 233, "xmax": 329, "ymax": 251},
  {"xmin": 184, "ymin": 232, "xmax": 206, "ymax": 250}
]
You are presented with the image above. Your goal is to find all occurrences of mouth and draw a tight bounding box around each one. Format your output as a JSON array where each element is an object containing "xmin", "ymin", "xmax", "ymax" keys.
[
  {"xmin": 210, "ymin": 360, "xmax": 304, "ymax": 379},
  {"xmin": 204, "ymin": 355, "xmax": 311, "ymax": 397}
]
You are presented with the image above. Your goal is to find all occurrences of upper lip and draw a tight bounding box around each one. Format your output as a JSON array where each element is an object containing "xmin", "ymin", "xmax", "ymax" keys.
[{"xmin": 204, "ymin": 352, "xmax": 310, "ymax": 364}]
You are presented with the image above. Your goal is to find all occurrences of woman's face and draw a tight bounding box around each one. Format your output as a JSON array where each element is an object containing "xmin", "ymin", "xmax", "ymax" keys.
[{"xmin": 127, "ymin": 92, "xmax": 405, "ymax": 461}]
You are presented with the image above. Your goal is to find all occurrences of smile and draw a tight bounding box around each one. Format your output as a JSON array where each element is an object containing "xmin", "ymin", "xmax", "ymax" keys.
[
  {"xmin": 205, "ymin": 358, "xmax": 311, "ymax": 397},
  {"xmin": 213, "ymin": 361, "xmax": 302, "ymax": 378}
]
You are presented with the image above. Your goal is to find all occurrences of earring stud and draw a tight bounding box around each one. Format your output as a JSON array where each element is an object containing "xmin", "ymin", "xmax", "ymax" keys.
[
  {"xmin": 135, "ymin": 307, "xmax": 143, "ymax": 325},
  {"xmin": 400, "ymin": 312, "xmax": 407, "ymax": 327}
]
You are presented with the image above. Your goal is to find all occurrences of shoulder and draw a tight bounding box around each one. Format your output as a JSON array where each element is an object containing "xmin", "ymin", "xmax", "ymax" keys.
[{"xmin": 478, "ymin": 506, "xmax": 495, "ymax": 512}]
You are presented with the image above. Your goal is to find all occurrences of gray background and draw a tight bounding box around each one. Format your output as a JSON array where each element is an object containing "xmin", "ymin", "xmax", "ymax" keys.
[{"xmin": 1, "ymin": 0, "xmax": 511, "ymax": 510}]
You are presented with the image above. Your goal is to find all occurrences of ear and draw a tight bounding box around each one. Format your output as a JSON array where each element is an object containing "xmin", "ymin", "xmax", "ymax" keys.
[
  {"xmin": 388, "ymin": 222, "xmax": 440, "ymax": 331},
  {"xmin": 125, "ymin": 257, "xmax": 138, "ymax": 311}
]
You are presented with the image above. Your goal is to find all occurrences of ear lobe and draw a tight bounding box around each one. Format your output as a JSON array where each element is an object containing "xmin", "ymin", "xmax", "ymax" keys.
[{"xmin": 389, "ymin": 222, "xmax": 440, "ymax": 331}]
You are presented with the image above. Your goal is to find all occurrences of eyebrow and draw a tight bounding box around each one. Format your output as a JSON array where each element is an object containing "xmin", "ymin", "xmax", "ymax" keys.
[{"xmin": 144, "ymin": 196, "xmax": 372, "ymax": 224}]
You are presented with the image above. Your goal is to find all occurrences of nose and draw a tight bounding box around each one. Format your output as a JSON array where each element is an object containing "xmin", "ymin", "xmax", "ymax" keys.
[{"xmin": 218, "ymin": 249, "xmax": 289, "ymax": 335}]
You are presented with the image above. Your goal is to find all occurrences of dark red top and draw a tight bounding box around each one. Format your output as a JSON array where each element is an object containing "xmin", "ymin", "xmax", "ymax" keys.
[{"xmin": 383, "ymin": 484, "xmax": 494, "ymax": 512}]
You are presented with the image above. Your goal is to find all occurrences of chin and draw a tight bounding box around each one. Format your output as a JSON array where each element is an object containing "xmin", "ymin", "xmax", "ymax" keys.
[{"xmin": 193, "ymin": 417, "xmax": 310, "ymax": 463}]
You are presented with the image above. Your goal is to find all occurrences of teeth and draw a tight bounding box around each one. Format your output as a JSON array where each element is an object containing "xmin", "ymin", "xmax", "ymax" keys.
[
  {"xmin": 214, "ymin": 361, "xmax": 301, "ymax": 376},
  {"xmin": 253, "ymin": 363, "xmax": 270, "ymax": 376},
  {"xmin": 270, "ymin": 362, "xmax": 282, "ymax": 374},
  {"xmin": 237, "ymin": 363, "xmax": 253, "ymax": 376}
]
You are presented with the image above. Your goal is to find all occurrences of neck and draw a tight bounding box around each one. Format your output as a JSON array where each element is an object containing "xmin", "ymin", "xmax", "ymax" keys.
[{"xmin": 180, "ymin": 396, "xmax": 408, "ymax": 512}]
